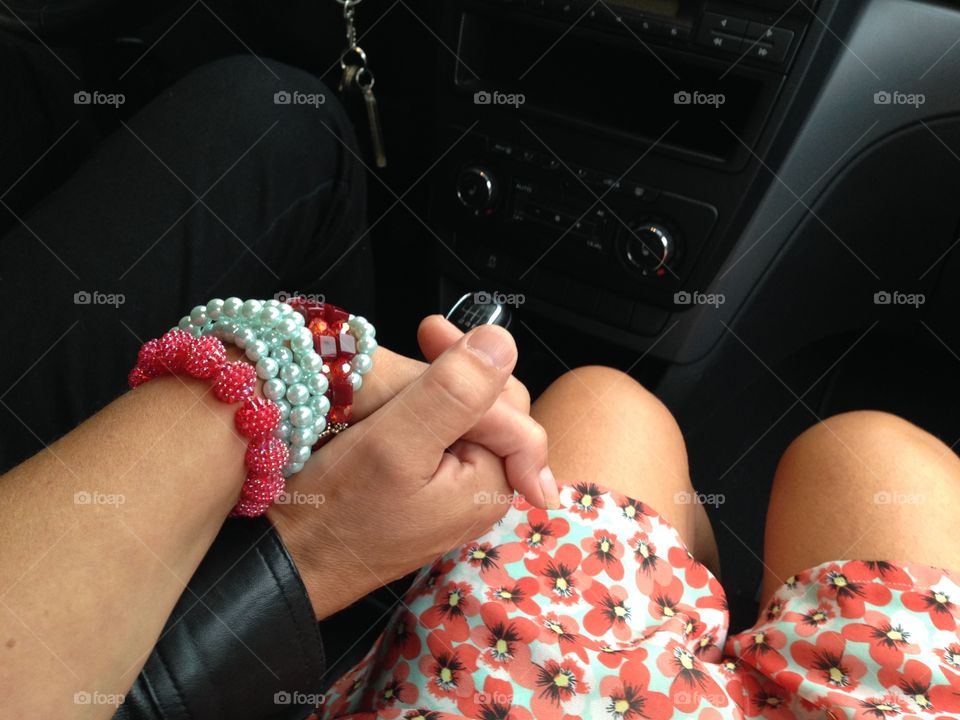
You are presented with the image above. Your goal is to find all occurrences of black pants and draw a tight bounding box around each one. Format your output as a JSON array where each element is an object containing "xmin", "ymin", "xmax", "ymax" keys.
[{"xmin": 0, "ymin": 51, "xmax": 375, "ymax": 472}]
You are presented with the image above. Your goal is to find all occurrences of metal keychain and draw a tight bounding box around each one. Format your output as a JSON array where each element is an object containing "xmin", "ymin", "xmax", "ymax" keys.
[{"xmin": 335, "ymin": 0, "xmax": 387, "ymax": 167}]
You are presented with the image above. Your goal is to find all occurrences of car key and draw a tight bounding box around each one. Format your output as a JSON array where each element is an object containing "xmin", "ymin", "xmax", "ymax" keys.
[{"xmin": 353, "ymin": 67, "xmax": 387, "ymax": 168}]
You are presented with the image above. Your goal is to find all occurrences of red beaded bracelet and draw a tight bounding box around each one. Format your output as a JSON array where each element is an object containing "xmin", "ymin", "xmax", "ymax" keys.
[{"xmin": 128, "ymin": 329, "xmax": 288, "ymax": 517}]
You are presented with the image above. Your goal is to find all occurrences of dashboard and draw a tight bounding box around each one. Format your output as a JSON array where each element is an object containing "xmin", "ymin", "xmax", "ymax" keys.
[{"xmin": 425, "ymin": 0, "xmax": 960, "ymax": 422}]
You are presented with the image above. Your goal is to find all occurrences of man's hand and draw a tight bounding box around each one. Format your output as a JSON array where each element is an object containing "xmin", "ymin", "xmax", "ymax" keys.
[
  {"xmin": 330, "ymin": 316, "xmax": 557, "ymax": 509},
  {"xmin": 268, "ymin": 323, "xmax": 555, "ymax": 619}
]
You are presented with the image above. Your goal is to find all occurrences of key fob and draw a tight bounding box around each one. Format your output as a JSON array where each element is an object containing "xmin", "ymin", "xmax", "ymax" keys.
[{"xmin": 446, "ymin": 291, "xmax": 514, "ymax": 332}]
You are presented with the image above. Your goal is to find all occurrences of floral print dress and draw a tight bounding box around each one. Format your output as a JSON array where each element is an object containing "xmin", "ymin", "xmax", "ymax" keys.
[{"xmin": 311, "ymin": 483, "xmax": 960, "ymax": 719}]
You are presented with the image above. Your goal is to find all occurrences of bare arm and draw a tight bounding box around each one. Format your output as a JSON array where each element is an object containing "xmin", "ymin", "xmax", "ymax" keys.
[{"xmin": 0, "ymin": 375, "xmax": 246, "ymax": 717}]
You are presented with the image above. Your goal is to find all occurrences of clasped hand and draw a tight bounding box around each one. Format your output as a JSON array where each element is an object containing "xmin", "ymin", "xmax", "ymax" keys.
[{"xmin": 267, "ymin": 315, "xmax": 557, "ymax": 619}]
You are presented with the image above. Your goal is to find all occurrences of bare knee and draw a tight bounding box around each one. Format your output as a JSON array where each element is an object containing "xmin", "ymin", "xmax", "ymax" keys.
[
  {"xmin": 791, "ymin": 410, "xmax": 938, "ymax": 449},
  {"xmin": 773, "ymin": 410, "xmax": 960, "ymax": 520},
  {"xmin": 533, "ymin": 366, "xmax": 690, "ymax": 495},
  {"xmin": 537, "ymin": 366, "xmax": 686, "ymax": 463},
  {"xmin": 541, "ymin": 366, "xmax": 678, "ymax": 428},
  {"xmin": 534, "ymin": 367, "xmax": 718, "ymax": 566},
  {"xmin": 762, "ymin": 412, "xmax": 960, "ymax": 602}
]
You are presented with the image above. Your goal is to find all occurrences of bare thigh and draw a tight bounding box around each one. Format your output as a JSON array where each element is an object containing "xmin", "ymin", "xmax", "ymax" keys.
[
  {"xmin": 760, "ymin": 410, "xmax": 960, "ymax": 606},
  {"xmin": 531, "ymin": 366, "xmax": 719, "ymax": 573}
]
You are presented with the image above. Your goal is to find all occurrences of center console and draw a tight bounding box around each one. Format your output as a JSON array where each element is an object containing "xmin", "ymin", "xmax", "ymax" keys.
[{"xmin": 427, "ymin": 0, "xmax": 822, "ymax": 342}]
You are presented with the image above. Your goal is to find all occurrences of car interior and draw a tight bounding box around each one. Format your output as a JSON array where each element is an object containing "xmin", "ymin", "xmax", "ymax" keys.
[{"xmin": 4, "ymin": 0, "xmax": 960, "ymax": 681}]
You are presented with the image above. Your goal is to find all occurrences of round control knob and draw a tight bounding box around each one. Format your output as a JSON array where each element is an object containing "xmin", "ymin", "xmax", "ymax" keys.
[
  {"xmin": 624, "ymin": 222, "xmax": 674, "ymax": 273},
  {"xmin": 456, "ymin": 166, "xmax": 498, "ymax": 213}
]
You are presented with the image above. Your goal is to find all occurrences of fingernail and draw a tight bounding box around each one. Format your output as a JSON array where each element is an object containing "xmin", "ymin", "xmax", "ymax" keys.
[
  {"xmin": 466, "ymin": 326, "xmax": 515, "ymax": 369},
  {"xmin": 539, "ymin": 466, "xmax": 561, "ymax": 510}
]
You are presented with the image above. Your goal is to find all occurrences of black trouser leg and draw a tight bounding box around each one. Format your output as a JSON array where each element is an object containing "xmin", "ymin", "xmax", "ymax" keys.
[{"xmin": 0, "ymin": 54, "xmax": 374, "ymax": 472}]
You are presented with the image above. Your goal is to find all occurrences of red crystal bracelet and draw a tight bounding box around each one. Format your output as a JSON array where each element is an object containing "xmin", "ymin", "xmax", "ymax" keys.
[{"xmin": 287, "ymin": 298, "xmax": 356, "ymax": 426}]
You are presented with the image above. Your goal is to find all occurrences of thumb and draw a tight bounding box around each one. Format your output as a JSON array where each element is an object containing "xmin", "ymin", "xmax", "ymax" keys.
[
  {"xmin": 362, "ymin": 324, "xmax": 517, "ymax": 476},
  {"xmin": 418, "ymin": 314, "xmax": 530, "ymax": 413},
  {"xmin": 417, "ymin": 314, "xmax": 464, "ymax": 362}
]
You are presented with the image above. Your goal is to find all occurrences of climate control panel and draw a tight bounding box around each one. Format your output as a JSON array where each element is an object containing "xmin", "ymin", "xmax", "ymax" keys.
[{"xmin": 438, "ymin": 129, "xmax": 718, "ymax": 312}]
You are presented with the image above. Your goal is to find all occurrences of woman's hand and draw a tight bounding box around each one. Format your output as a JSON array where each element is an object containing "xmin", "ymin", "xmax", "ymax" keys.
[{"xmin": 268, "ymin": 323, "xmax": 555, "ymax": 620}]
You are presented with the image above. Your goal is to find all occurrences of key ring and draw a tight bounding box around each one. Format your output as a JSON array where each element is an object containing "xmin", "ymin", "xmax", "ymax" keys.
[
  {"xmin": 340, "ymin": 45, "xmax": 368, "ymax": 71},
  {"xmin": 354, "ymin": 67, "xmax": 375, "ymax": 91}
]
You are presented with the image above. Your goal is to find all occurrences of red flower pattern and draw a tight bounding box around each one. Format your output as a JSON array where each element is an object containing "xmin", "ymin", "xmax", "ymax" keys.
[
  {"xmin": 580, "ymin": 529, "xmax": 625, "ymax": 581},
  {"xmin": 841, "ymin": 609, "xmax": 921, "ymax": 668},
  {"xmin": 311, "ymin": 484, "xmax": 960, "ymax": 720}
]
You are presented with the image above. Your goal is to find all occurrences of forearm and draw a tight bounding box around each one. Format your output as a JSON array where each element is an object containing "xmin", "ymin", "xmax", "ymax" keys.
[{"xmin": 0, "ymin": 376, "xmax": 246, "ymax": 717}]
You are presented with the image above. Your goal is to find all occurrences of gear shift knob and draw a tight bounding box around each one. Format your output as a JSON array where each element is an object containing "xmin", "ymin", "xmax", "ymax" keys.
[{"xmin": 446, "ymin": 291, "xmax": 514, "ymax": 332}]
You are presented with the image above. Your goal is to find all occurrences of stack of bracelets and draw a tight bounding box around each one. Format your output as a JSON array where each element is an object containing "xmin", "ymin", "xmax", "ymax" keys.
[{"xmin": 127, "ymin": 297, "xmax": 376, "ymax": 517}]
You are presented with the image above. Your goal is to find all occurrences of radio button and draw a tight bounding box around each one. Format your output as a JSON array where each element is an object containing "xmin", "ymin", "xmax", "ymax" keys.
[
  {"xmin": 632, "ymin": 16, "xmax": 660, "ymax": 34},
  {"xmin": 658, "ymin": 22, "xmax": 691, "ymax": 41},
  {"xmin": 582, "ymin": 5, "xmax": 601, "ymax": 20},
  {"xmin": 562, "ymin": 234, "xmax": 608, "ymax": 264},
  {"xmin": 697, "ymin": 28, "xmax": 743, "ymax": 53},
  {"xmin": 575, "ymin": 167, "xmax": 602, "ymax": 185},
  {"xmin": 597, "ymin": 176, "xmax": 624, "ymax": 193},
  {"xmin": 702, "ymin": 12, "xmax": 748, "ymax": 36},
  {"xmin": 490, "ymin": 140, "xmax": 519, "ymax": 158},
  {"xmin": 511, "ymin": 178, "xmax": 536, "ymax": 199},
  {"xmin": 558, "ymin": 0, "xmax": 588, "ymax": 15},
  {"xmin": 745, "ymin": 40, "xmax": 781, "ymax": 62},
  {"xmin": 602, "ymin": 12, "xmax": 626, "ymax": 28},
  {"xmin": 535, "ymin": 153, "xmax": 562, "ymax": 171},
  {"xmin": 672, "ymin": 25, "xmax": 691, "ymax": 40},
  {"xmin": 626, "ymin": 182, "xmax": 658, "ymax": 201},
  {"xmin": 474, "ymin": 250, "xmax": 535, "ymax": 289},
  {"xmin": 745, "ymin": 22, "xmax": 791, "ymax": 40},
  {"xmin": 745, "ymin": 23, "xmax": 794, "ymax": 62}
]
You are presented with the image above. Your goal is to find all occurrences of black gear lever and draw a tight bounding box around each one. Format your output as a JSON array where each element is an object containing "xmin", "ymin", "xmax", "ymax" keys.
[{"xmin": 445, "ymin": 291, "xmax": 514, "ymax": 332}]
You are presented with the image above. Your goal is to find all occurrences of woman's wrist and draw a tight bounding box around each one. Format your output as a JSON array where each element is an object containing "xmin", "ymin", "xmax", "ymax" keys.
[{"xmin": 132, "ymin": 298, "xmax": 379, "ymax": 518}]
